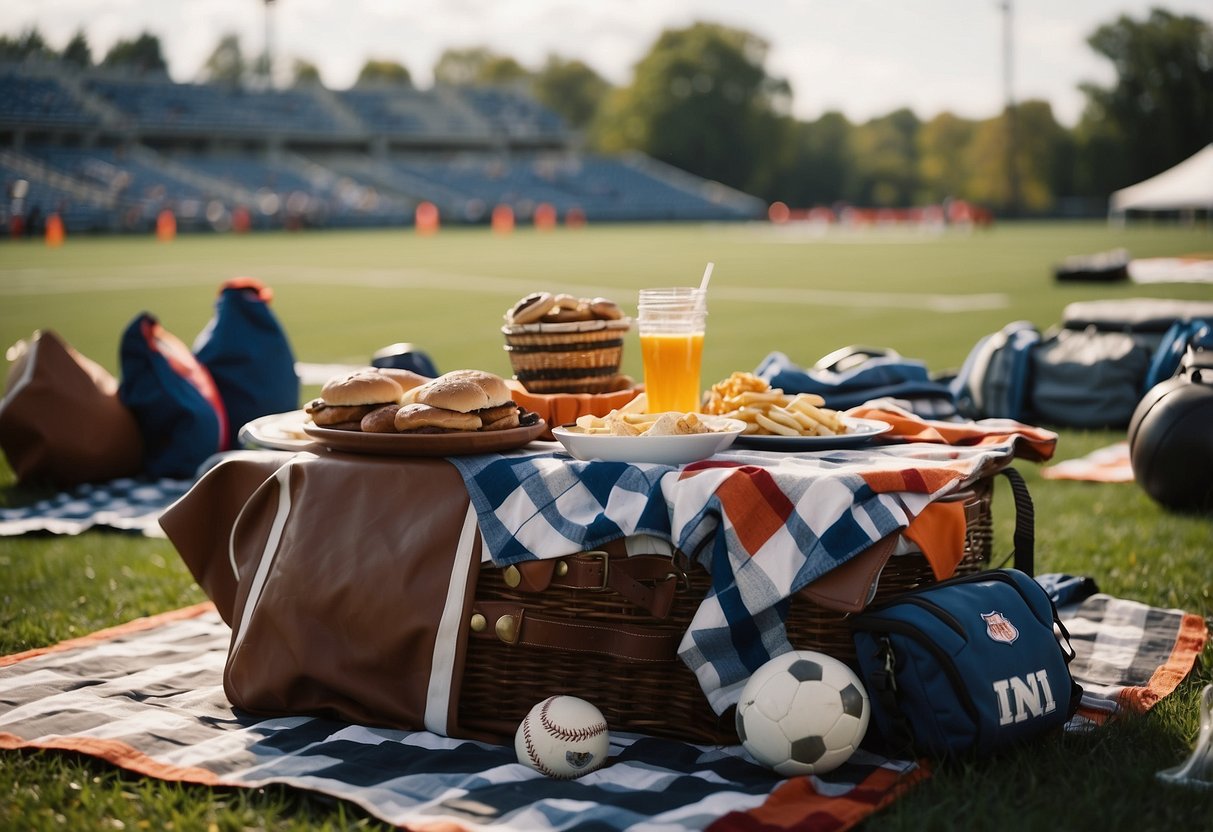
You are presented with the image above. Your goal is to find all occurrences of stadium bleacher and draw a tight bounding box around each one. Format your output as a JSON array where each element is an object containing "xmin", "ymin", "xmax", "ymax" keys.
[{"xmin": 1, "ymin": 62, "xmax": 764, "ymax": 234}]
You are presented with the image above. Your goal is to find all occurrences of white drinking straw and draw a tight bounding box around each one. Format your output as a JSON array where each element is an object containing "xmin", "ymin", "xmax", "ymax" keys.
[{"xmin": 699, "ymin": 261, "xmax": 714, "ymax": 294}]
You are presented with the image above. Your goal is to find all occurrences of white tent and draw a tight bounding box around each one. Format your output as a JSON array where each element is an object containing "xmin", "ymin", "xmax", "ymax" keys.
[{"xmin": 1109, "ymin": 144, "xmax": 1213, "ymax": 218}]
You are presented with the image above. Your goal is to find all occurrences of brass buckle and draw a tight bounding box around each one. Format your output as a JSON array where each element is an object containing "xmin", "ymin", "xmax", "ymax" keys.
[
  {"xmin": 665, "ymin": 551, "xmax": 691, "ymax": 591},
  {"xmin": 580, "ymin": 550, "xmax": 610, "ymax": 591}
]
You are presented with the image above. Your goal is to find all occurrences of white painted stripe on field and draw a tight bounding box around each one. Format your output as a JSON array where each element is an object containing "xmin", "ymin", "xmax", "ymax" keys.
[
  {"xmin": 0, "ymin": 264, "xmax": 1006, "ymax": 312},
  {"xmin": 710, "ymin": 286, "xmax": 1008, "ymax": 312}
]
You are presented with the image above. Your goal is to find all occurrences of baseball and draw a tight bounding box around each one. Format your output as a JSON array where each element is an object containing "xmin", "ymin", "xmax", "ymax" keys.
[{"xmin": 514, "ymin": 695, "xmax": 610, "ymax": 779}]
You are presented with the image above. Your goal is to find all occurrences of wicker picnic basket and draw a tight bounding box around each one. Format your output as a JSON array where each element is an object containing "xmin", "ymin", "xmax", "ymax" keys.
[
  {"xmin": 502, "ymin": 318, "xmax": 632, "ymax": 394},
  {"xmin": 456, "ymin": 468, "xmax": 1032, "ymax": 745}
]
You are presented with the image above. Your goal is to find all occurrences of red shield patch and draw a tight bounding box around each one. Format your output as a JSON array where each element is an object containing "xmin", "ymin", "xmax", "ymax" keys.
[{"xmin": 982, "ymin": 611, "xmax": 1019, "ymax": 644}]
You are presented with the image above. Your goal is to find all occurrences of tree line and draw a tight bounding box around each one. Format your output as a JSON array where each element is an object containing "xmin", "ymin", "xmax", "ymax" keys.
[{"xmin": 3, "ymin": 7, "xmax": 1210, "ymax": 216}]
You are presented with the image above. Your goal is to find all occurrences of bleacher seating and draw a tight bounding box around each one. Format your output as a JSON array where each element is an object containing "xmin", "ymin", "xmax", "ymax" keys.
[
  {"xmin": 0, "ymin": 72, "xmax": 99, "ymax": 128},
  {"xmin": 83, "ymin": 77, "xmax": 350, "ymax": 136},
  {"xmin": 457, "ymin": 87, "xmax": 565, "ymax": 138},
  {"xmin": 1, "ymin": 63, "xmax": 765, "ymax": 232}
]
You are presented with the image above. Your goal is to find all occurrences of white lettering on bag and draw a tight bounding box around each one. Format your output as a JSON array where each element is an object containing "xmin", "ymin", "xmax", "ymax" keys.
[{"xmin": 993, "ymin": 669, "xmax": 1057, "ymax": 726}]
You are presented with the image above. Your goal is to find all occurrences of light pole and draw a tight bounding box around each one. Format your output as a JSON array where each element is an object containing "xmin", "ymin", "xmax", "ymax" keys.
[
  {"xmin": 1000, "ymin": 0, "xmax": 1022, "ymax": 216},
  {"xmin": 262, "ymin": 0, "xmax": 276, "ymax": 88}
]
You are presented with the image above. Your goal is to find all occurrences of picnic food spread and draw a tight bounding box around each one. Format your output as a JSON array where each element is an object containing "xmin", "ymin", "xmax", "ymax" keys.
[{"xmin": 307, "ymin": 368, "xmax": 540, "ymax": 434}]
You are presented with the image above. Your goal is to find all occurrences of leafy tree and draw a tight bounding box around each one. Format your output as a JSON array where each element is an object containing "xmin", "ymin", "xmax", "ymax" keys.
[
  {"xmin": 200, "ymin": 33, "xmax": 245, "ymax": 85},
  {"xmin": 532, "ymin": 55, "xmax": 608, "ymax": 128},
  {"xmin": 291, "ymin": 58, "xmax": 324, "ymax": 87},
  {"xmin": 356, "ymin": 59, "xmax": 412, "ymax": 86},
  {"xmin": 101, "ymin": 32, "xmax": 167, "ymax": 74},
  {"xmin": 1076, "ymin": 8, "xmax": 1213, "ymax": 194},
  {"xmin": 480, "ymin": 56, "xmax": 528, "ymax": 84},
  {"xmin": 757, "ymin": 111, "xmax": 854, "ymax": 206},
  {"xmin": 61, "ymin": 30, "xmax": 92, "ymax": 68},
  {"xmin": 433, "ymin": 47, "xmax": 526, "ymax": 86},
  {"xmin": 0, "ymin": 27, "xmax": 54, "ymax": 61},
  {"xmin": 850, "ymin": 108, "xmax": 920, "ymax": 206},
  {"xmin": 917, "ymin": 112, "xmax": 976, "ymax": 203},
  {"xmin": 590, "ymin": 22, "xmax": 790, "ymax": 194},
  {"xmin": 965, "ymin": 100, "xmax": 1069, "ymax": 213}
]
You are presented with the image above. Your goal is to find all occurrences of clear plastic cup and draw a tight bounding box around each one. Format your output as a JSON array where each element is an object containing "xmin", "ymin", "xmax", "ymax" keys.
[{"xmin": 637, "ymin": 287, "xmax": 707, "ymax": 413}]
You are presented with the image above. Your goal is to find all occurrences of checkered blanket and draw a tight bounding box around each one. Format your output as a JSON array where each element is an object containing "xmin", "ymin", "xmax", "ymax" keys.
[
  {"xmin": 451, "ymin": 441, "xmax": 1034, "ymax": 714},
  {"xmin": 1, "ymin": 591, "xmax": 1202, "ymax": 832},
  {"xmin": 0, "ymin": 475, "xmax": 192, "ymax": 537}
]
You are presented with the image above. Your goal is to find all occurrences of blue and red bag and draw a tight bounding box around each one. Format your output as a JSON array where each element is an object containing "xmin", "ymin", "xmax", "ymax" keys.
[
  {"xmin": 119, "ymin": 314, "xmax": 228, "ymax": 478},
  {"xmin": 850, "ymin": 569, "xmax": 1082, "ymax": 758},
  {"xmin": 193, "ymin": 277, "xmax": 299, "ymax": 436}
]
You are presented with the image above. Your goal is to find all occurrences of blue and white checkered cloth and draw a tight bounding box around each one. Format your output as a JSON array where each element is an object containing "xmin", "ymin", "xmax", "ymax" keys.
[
  {"xmin": 451, "ymin": 442, "xmax": 1020, "ymax": 713},
  {"xmin": 0, "ymin": 476, "xmax": 192, "ymax": 537}
]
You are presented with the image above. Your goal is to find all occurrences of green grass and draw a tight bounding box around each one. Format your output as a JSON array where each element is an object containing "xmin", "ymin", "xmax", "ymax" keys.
[{"xmin": 2, "ymin": 221, "xmax": 1212, "ymax": 829}]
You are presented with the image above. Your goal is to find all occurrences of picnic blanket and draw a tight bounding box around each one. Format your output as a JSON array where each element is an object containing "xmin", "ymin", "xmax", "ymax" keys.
[
  {"xmin": 1040, "ymin": 441, "xmax": 1135, "ymax": 483},
  {"xmin": 451, "ymin": 414, "xmax": 1055, "ymax": 714},
  {"xmin": 1, "ymin": 589, "xmax": 1204, "ymax": 832},
  {"xmin": 0, "ymin": 475, "xmax": 192, "ymax": 537}
]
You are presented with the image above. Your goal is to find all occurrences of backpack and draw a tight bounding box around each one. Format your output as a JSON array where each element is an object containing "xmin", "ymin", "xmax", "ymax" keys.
[
  {"xmin": 951, "ymin": 299, "xmax": 1213, "ymax": 428},
  {"xmin": 949, "ymin": 321, "xmax": 1041, "ymax": 422}
]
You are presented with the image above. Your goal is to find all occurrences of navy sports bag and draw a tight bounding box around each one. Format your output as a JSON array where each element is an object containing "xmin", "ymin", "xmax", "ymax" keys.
[{"xmin": 850, "ymin": 569, "xmax": 1082, "ymax": 758}]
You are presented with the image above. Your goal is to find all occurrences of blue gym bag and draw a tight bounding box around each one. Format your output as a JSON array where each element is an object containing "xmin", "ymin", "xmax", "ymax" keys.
[
  {"xmin": 193, "ymin": 278, "xmax": 299, "ymax": 437},
  {"xmin": 850, "ymin": 568, "xmax": 1082, "ymax": 758}
]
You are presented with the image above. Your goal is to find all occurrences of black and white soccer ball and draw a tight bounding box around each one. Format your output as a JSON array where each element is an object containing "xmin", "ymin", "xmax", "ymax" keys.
[{"xmin": 735, "ymin": 650, "xmax": 870, "ymax": 776}]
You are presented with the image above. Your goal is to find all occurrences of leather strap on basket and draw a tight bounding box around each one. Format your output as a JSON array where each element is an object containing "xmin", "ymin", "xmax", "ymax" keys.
[
  {"xmin": 513, "ymin": 553, "xmax": 684, "ymax": 619},
  {"xmin": 471, "ymin": 600, "xmax": 681, "ymax": 662}
]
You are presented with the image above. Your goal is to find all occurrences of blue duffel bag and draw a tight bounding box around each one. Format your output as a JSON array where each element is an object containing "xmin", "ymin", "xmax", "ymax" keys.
[{"xmin": 850, "ymin": 568, "xmax": 1082, "ymax": 758}]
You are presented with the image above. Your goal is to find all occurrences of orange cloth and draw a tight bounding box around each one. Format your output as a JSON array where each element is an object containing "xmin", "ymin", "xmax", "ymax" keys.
[
  {"xmin": 850, "ymin": 404, "xmax": 1058, "ymax": 462},
  {"xmin": 902, "ymin": 499, "xmax": 969, "ymax": 580}
]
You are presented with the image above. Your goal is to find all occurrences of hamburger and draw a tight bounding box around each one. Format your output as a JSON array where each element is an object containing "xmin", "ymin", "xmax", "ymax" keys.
[
  {"xmin": 395, "ymin": 369, "xmax": 526, "ymax": 433},
  {"xmin": 305, "ymin": 368, "xmax": 427, "ymax": 431}
]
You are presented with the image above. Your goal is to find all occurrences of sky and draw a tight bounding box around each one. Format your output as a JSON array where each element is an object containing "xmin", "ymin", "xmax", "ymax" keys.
[{"xmin": 3, "ymin": 1, "xmax": 1210, "ymax": 127}]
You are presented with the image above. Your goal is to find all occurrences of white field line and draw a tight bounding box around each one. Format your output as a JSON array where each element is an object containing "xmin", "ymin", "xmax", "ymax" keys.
[{"xmin": 0, "ymin": 265, "xmax": 1006, "ymax": 312}]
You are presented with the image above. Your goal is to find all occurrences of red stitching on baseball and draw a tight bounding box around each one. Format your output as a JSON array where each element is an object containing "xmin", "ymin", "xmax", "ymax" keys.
[
  {"xmin": 539, "ymin": 697, "xmax": 608, "ymax": 742},
  {"xmin": 523, "ymin": 716, "xmax": 564, "ymax": 779}
]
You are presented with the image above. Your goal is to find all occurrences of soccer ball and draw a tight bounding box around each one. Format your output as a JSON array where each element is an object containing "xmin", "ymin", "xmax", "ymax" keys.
[{"xmin": 734, "ymin": 650, "xmax": 870, "ymax": 776}]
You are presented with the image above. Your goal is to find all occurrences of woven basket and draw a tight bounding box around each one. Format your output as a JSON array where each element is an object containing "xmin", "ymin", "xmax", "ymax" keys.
[
  {"xmin": 457, "ymin": 473, "xmax": 1011, "ymax": 745},
  {"xmin": 502, "ymin": 319, "xmax": 631, "ymax": 394}
]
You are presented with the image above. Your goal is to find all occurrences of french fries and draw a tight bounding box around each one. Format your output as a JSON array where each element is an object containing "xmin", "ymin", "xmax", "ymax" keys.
[
  {"xmin": 570, "ymin": 409, "xmax": 717, "ymax": 437},
  {"xmin": 702, "ymin": 371, "xmax": 848, "ymax": 437}
]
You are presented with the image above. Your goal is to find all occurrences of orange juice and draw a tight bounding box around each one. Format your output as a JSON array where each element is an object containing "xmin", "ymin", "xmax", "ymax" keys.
[{"xmin": 640, "ymin": 331, "xmax": 704, "ymax": 413}]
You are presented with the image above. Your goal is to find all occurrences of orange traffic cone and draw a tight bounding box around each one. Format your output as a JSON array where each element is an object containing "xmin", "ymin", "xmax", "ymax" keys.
[
  {"xmin": 415, "ymin": 201, "xmax": 440, "ymax": 236},
  {"xmin": 44, "ymin": 212, "xmax": 65, "ymax": 247},
  {"xmin": 491, "ymin": 204, "xmax": 515, "ymax": 235},
  {"xmin": 565, "ymin": 206, "xmax": 587, "ymax": 229},
  {"xmin": 156, "ymin": 209, "xmax": 177, "ymax": 242},
  {"xmin": 533, "ymin": 202, "xmax": 557, "ymax": 231}
]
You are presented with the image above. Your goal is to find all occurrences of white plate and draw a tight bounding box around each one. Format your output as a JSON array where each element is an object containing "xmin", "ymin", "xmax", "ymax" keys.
[
  {"xmin": 551, "ymin": 416, "xmax": 746, "ymax": 465},
  {"xmin": 730, "ymin": 417, "xmax": 893, "ymax": 451},
  {"xmin": 239, "ymin": 410, "xmax": 317, "ymax": 451}
]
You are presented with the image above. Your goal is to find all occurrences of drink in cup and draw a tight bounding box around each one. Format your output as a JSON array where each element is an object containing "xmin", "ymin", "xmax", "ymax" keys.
[{"xmin": 637, "ymin": 287, "xmax": 706, "ymax": 413}]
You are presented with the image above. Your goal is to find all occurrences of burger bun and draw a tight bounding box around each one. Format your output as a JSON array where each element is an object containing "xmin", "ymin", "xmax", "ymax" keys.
[{"xmin": 415, "ymin": 370, "xmax": 512, "ymax": 413}]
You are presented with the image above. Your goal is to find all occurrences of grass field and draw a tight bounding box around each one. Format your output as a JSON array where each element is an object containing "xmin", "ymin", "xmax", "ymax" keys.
[{"xmin": 2, "ymin": 221, "xmax": 1212, "ymax": 829}]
